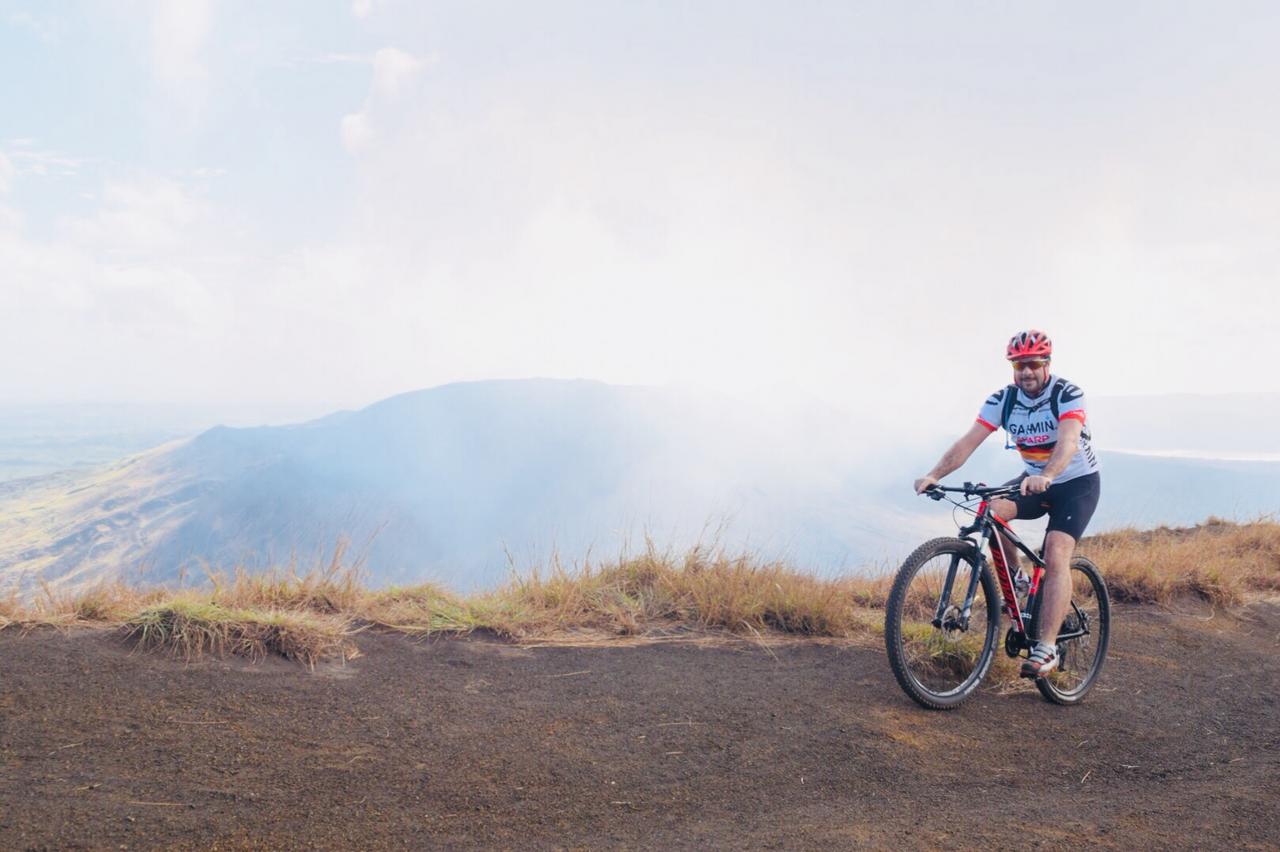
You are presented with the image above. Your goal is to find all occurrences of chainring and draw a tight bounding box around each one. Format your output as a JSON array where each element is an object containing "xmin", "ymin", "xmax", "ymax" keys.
[{"xmin": 1004, "ymin": 626, "xmax": 1029, "ymax": 658}]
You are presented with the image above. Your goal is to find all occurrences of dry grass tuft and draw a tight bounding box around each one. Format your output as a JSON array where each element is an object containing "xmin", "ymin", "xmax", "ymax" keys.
[
  {"xmin": 460, "ymin": 540, "xmax": 889, "ymax": 640},
  {"xmin": 355, "ymin": 583, "xmax": 475, "ymax": 635},
  {"xmin": 0, "ymin": 593, "xmax": 16, "ymax": 631},
  {"xmin": 1078, "ymin": 517, "xmax": 1280, "ymax": 607},
  {"xmin": 0, "ymin": 550, "xmax": 367, "ymax": 665},
  {"xmin": 125, "ymin": 599, "xmax": 358, "ymax": 667},
  {"xmin": 204, "ymin": 541, "xmax": 369, "ymax": 614},
  {"xmin": 1, "ymin": 579, "xmax": 161, "ymax": 630}
]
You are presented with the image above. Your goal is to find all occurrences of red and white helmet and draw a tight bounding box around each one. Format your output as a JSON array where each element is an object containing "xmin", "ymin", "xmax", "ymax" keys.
[{"xmin": 1006, "ymin": 329, "xmax": 1052, "ymax": 361}]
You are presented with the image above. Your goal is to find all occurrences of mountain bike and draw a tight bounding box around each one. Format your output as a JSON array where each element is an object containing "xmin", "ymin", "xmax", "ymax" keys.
[{"xmin": 884, "ymin": 481, "xmax": 1110, "ymax": 709}]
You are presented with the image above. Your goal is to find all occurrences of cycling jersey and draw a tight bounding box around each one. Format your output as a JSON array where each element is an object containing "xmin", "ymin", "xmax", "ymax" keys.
[{"xmin": 975, "ymin": 375, "xmax": 1100, "ymax": 484}]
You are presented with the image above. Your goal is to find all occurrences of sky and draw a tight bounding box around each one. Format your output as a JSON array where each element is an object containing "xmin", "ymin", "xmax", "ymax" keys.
[{"xmin": 2, "ymin": 1, "xmax": 1278, "ymax": 427}]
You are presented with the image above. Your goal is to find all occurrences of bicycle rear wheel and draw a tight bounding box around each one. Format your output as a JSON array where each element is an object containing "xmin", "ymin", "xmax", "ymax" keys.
[
  {"xmin": 884, "ymin": 537, "xmax": 1000, "ymax": 710},
  {"xmin": 1034, "ymin": 556, "xmax": 1110, "ymax": 705}
]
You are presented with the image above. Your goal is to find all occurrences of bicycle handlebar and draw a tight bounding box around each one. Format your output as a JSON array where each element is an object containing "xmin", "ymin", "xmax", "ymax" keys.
[{"xmin": 923, "ymin": 481, "xmax": 1021, "ymax": 501}]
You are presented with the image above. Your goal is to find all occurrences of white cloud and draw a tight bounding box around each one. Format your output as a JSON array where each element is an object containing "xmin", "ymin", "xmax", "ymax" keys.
[
  {"xmin": 316, "ymin": 52, "xmax": 366, "ymax": 65},
  {"xmin": 371, "ymin": 48, "xmax": 424, "ymax": 99},
  {"xmin": 0, "ymin": 151, "xmax": 14, "ymax": 193},
  {"xmin": 60, "ymin": 176, "xmax": 205, "ymax": 256},
  {"xmin": 7, "ymin": 147, "xmax": 85, "ymax": 178},
  {"xmin": 351, "ymin": 0, "xmax": 376, "ymax": 20},
  {"xmin": 338, "ymin": 48, "xmax": 428, "ymax": 155},
  {"xmin": 0, "ymin": 171, "xmax": 236, "ymax": 402},
  {"xmin": 8, "ymin": 10, "xmax": 59, "ymax": 43},
  {"xmin": 148, "ymin": 0, "xmax": 213, "ymax": 118},
  {"xmin": 340, "ymin": 112, "xmax": 374, "ymax": 152}
]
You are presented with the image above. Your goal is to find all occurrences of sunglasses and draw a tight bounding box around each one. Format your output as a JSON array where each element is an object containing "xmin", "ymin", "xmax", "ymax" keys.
[{"xmin": 1011, "ymin": 359, "xmax": 1049, "ymax": 371}]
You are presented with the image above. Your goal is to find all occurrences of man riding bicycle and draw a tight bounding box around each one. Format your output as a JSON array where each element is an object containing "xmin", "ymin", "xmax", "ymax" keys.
[{"xmin": 912, "ymin": 329, "xmax": 1101, "ymax": 679}]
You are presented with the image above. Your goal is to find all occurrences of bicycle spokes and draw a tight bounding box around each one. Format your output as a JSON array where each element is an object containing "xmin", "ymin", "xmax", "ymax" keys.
[
  {"xmin": 895, "ymin": 551, "xmax": 993, "ymax": 696},
  {"xmin": 1035, "ymin": 557, "xmax": 1110, "ymax": 703}
]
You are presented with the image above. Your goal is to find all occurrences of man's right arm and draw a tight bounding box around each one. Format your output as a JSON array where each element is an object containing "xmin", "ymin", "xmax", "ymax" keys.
[{"xmin": 914, "ymin": 422, "xmax": 995, "ymax": 493}]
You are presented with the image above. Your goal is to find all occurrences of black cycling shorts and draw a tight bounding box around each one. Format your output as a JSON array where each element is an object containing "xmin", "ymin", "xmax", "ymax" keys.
[{"xmin": 1001, "ymin": 472, "xmax": 1101, "ymax": 542}]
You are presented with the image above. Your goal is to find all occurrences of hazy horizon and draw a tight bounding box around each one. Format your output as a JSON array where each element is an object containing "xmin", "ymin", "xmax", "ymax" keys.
[
  {"xmin": 2, "ymin": 377, "xmax": 1277, "ymax": 493},
  {"xmin": 5, "ymin": 379, "xmax": 1280, "ymax": 441}
]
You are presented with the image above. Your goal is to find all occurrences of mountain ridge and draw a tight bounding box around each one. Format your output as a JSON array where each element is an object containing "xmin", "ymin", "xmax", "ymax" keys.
[{"xmin": 0, "ymin": 380, "xmax": 885, "ymax": 594}]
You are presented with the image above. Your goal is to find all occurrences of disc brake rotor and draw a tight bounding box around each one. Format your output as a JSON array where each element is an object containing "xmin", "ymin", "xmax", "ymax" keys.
[{"xmin": 939, "ymin": 604, "xmax": 965, "ymax": 641}]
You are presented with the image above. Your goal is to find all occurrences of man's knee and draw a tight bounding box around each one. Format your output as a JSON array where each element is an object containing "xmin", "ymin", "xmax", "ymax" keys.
[
  {"xmin": 992, "ymin": 498, "xmax": 1018, "ymax": 521},
  {"xmin": 1043, "ymin": 530, "xmax": 1075, "ymax": 567}
]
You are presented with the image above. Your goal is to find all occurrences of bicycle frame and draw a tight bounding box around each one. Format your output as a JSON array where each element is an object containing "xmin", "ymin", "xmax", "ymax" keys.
[
  {"xmin": 966, "ymin": 498, "xmax": 1044, "ymax": 635},
  {"xmin": 931, "ymin": 490, "xmax": 1090, "ymax": 646}
]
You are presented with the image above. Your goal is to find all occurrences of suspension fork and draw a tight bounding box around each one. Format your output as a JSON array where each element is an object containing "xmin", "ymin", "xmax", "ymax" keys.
[
  {"xmin": 931, "ymin": 552, "xmax": 963, "ymax": 628},
  {"xmin": 958, "ymin": 542, "xmax": 984, "ymax": 627},
  {"xmin": 931, "ymin": 540, "xmax": 986, "ymax": 631}
]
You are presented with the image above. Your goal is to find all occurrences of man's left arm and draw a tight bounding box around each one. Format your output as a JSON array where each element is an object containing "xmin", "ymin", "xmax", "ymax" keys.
[{"xmin": 1022, "ymin": 419, "xmax": 1083, "ymax": 494}]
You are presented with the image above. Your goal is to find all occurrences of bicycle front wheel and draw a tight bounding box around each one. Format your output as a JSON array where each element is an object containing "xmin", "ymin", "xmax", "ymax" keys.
[
  {"xmin": 884, "ymin": 537, "xmax": 1000, "ymax": 710},
  {"xmin": 1035, "ymin": 556, "xmax": 1111, "ymax": 705}
]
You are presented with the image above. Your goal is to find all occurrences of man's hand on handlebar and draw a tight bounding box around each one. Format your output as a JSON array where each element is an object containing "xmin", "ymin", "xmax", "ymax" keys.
[
  {"xmin": 1020, "ymin": 475, "xmax": 1052, "ymax": 496},
  {"xmin": 913, "ymin": 475, "xmax": 940, "ymax": 495}
]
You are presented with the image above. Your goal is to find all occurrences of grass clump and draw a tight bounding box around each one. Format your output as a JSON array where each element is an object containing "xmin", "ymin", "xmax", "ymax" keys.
[
  {"xmin": 0, "ymin": 579, "xmax": 159, "ymax": 630},
  {"xmin": 126, "ymin": 599, "xmax": 357, "ymax": 667},
  {"xmin": 356, "ymin": 583, "xmax": 476, "ymax": 635},
  {"xmin": 204, "ymin": 541, "xmax": 369, "ymax": 614},
  {"xmin": 464, "ymin": 540, "xmax": 887, "ymax": 640},
  {"xmin": 1078, "ymin": 517, "xmax": 1280, "ymax": 606}
]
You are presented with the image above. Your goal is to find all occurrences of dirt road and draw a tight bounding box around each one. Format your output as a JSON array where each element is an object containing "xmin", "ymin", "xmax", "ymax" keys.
[{"xmin": 2, "ymin": 601, "xmax": 1277, "ymax": 849}]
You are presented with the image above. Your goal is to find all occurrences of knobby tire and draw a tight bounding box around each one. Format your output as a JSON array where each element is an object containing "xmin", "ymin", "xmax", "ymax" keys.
[
  {"xmin": 884, "ymin": 537, "xmax": 1000, "ymax": 710},
  {"xmin": 1030, "ymin": 555, "xmax": 1111, "ymax": 705}
]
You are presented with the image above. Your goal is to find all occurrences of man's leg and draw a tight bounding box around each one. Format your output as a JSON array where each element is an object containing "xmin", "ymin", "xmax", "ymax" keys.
[
  {"xmin": 1034, "ymin": 530, "xmax": 1076, "ymax": 647},
  {"xmin": 991, "ymin": 498, "xmax": 1021, "ymax": 574}
]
